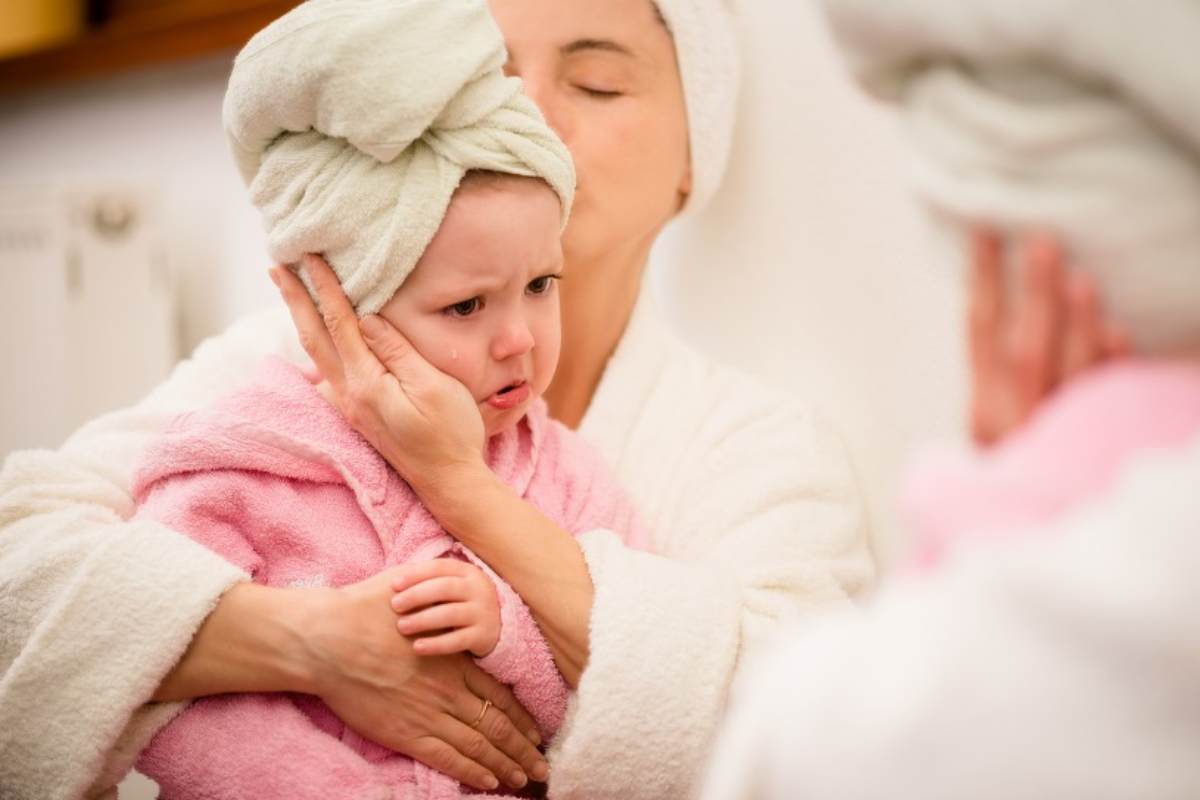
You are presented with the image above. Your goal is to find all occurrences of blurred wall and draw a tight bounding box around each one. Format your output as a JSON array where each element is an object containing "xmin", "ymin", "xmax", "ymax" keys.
[
  {"xmin": 652, "ymin": 1, "xmax": 965, "ymax": 564},
  {"xmin": 0, "ymin": 55, "xmax": 273, "ymax": 357}
]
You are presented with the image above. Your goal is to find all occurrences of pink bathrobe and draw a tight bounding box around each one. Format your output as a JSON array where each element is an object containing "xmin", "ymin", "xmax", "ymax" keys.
[
  {"xmin": 130, "ymin": 357, "xmax": 646, "ymax": 800},
  {"xmin": 905, "ymin": 360, "xmax": 1200, "ymax": 568}
]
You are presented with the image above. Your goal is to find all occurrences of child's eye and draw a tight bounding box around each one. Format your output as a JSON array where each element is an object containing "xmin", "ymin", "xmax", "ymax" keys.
[
  {"xmin": 444, "ymin": 297, "xmax": 482, "ymax": 318},
  {"xmin": 527, "ymin": 275, "xmax": 560, "ymax": 295}
]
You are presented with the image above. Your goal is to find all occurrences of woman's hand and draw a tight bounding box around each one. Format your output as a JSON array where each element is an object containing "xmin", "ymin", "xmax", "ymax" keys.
[
  {"xmin": 968, "ymin": 230, "xmax": 1130, "ymax": 446},
  {"xmin": 306, "ymin": 568, "xmax": 548, "ymax": 791},
  {"xmin": 270, "ymin": 255, "xmax": 486, "ymax": 494}
]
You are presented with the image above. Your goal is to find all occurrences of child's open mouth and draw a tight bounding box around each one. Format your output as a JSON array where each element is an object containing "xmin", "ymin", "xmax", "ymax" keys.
[{"xmin": 486, "ymin": 380, "xmax": 530, "ymax": 410}]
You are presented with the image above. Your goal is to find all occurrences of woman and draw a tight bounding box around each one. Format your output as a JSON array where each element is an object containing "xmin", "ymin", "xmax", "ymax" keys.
[{"xmin": 0, "ymin": 2, "xmax": 870, "ymax": 799}]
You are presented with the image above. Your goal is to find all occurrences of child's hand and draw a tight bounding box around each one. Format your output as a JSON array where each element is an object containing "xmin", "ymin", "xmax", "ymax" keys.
[{"xmin": 390, "ymin": 558, "xmax": 501, "ymax": 658}]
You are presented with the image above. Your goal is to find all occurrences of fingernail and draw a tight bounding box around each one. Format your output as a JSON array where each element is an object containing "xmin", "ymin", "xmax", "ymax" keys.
[
  {"xmin": 483, "ymin": 774, "xmax": 499, "ymax": 790},
  {"xmin": 268, "ymin": 268, "xmax": 280, "ymax": 288},
  {"xmin": 509, "ymin": 770, "xmax": 527, "ymax": 788},
  {"xmin": 531, "ymin": 760, "xmax": 549, "ymax": 781},
  {"xmin": 390, "ymin": 594, "xmax": 404, "ymax": 610},
  {"xmin": 527, "ymin": 729, "xmax": 542, "ymax": 746}
]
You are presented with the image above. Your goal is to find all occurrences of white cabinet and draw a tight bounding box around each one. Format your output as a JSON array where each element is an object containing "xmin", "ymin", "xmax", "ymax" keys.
[{"xmin": 0, "ymin": 184, "xmax": 178, "ymax": 458}]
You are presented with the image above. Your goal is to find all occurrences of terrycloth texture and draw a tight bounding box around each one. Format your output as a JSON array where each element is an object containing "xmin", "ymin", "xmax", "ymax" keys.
[
  {"xmin": 701, "ymin": 431, "xmax": 1200, "ymax": 800},
  {"xmin": 0, "ymin": 284, "xmax": 872, "ymax": 799},
  {"xmin": 653, "ymin": 0, "xmax": 741, "ymax": 214},
  {"xmin": 131, "ymin": 357, "xmax": 644, "ymax": 799},
  {"xmin": 223, "ymin": 0, "xmax": 575, "ymax": 316},
  {"xmin": 820, "ymin": 0, "xmax": 1200, "ymax": 353},
  {"xmin": 904, "ymin": 360, "xmax": 1200, "ymax": 568}
]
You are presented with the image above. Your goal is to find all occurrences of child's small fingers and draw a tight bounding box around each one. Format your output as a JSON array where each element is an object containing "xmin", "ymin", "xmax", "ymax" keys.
[
  {"xmin": 397, "ymin": 603, "xmax": 474, "ymax": 636},
  {"xmin": 391, "ymin": 577, "xmax": 468, "ymax": 614},
  {"xmin": 391, "ymin": 558, "xmax": 468, "ymax": 593},
  {"xmin": 413, "ymin": 629, "xmax": 476, "ymax": 656}
]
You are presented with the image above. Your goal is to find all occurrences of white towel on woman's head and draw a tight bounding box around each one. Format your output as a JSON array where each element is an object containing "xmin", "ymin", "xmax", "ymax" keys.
[
  {"xmin": 820, "ymin": 0, "xmax": 1200, "ymax": 354},
  {"xmin": 654, "ymin": 0, "xmax": 740, "ymax": 215},
  {"xmin": 223, "ymin": 0, "xmax": 575, "ymax": 316}
]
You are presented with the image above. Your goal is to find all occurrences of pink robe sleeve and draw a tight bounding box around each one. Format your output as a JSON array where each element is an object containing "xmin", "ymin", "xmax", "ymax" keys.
[{"xmin": 131, "ymin": 472, "xmax": 392, "ymax": 800}]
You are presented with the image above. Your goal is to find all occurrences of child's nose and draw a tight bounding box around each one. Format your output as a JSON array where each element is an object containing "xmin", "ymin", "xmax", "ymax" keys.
[{"xmin": 491, "ymin": 317, "xmax": 535, "ymax": 361}]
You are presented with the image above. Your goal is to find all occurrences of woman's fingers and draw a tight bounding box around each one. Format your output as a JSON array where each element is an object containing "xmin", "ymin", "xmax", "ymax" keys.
[
  {"xmin": 1011, "ymin": 236, "xmax": 1065, "ymax": 418},
  {"xmin": 463, "ymin": 662, "xmax": 544, "ymax": 750},
  {"xmin": 968, "ymin": 228, "xmax": 1004, "ymax": 372},
  {"xmin": 1059, "ymin": 272, "xmax": 1103, "ymax": 381},
  {"xmin": 455, "ymin": 668, "xmax": 549, "ymax": 782},
  {"xmin": 392, "ymin": 577, "xmax": 468, "ymax": 614},
  {"xmin": 270, "ymin": 264, "xmax": 345, "ymax": 390},
  {"xmin": 360, "ymin": 314, "xmax": 428, "ymax": 386},
  {"xmin": 407, "ymin": 734, "xmax": 505, "ymax": 792},
  {"xmin": 967, "ymin": 229, "xmax": 1014, "ymax": 445},
  {"xmin": 300, "ymin": 254, "xmax": 378, "ymax": 376}
]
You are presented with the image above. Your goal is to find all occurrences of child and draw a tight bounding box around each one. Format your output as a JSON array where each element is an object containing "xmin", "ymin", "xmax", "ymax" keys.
[
  {"xmin": 818, "ymin": 0, "xmax": 1200, "ymax": 564},
  {"xmin": 131, "ymin": 1, "xmax": 646, "ymax": 798}
]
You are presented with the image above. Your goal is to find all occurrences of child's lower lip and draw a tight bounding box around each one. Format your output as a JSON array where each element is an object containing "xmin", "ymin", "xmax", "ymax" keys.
[{"xmin": 486, "ymin": 383, "xmax": 530, "ymax": 410}]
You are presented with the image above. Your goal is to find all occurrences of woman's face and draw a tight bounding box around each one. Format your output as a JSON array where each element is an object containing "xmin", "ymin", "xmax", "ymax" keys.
[{"xmin": 489, "ymin": 0, "xmax": 692, "ymax": 268}]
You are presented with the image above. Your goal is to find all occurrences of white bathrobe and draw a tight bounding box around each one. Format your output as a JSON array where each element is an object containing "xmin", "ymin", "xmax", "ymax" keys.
[
  {"xmin": 0, "ymin": 287, "xmax": 873, "ymax": 800},
  {"xmin": 701, "ymin": 431, "xmax": 1200, "ymax": 799}
]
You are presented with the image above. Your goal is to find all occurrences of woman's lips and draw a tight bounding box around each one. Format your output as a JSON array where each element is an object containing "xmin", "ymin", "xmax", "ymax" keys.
[{"xmin": 486, "ymin": 382, "xmax": 530, "ymax": 410}]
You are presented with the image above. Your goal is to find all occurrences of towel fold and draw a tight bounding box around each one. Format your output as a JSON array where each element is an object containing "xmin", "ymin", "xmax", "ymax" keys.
[
  {"xmin": 821, "ymin": 0, "xmax": 1200, "ymax": 353},
  {"xmin": 223, "ymin": 0, "xmax": 575, "ymax": 315}
]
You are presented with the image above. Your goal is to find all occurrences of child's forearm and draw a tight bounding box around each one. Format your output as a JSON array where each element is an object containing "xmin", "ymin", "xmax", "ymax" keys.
[
  {"xmin": 152, "ymin": 582, "xmax": 323, "ymax": 701},
  {"xmin": 422, "ymin": 467, "xmax": 594, "ymax": 687}
]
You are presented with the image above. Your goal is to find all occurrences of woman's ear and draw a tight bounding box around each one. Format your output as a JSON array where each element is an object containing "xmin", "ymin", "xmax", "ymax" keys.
[{"xmin": 676, "ymin": 160, "xmax": 693, "ymax": 211}]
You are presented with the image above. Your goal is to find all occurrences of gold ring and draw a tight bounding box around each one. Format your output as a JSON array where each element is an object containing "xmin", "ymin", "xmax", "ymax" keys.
[{"xmin": 470, "ymin": 698, "xmax": 492, "ymax": 729}]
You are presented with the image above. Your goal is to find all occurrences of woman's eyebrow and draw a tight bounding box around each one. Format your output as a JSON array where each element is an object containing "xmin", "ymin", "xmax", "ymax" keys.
[{"xmin": 561, "ymin": 39, "xmax": 635, "ymax": 58}]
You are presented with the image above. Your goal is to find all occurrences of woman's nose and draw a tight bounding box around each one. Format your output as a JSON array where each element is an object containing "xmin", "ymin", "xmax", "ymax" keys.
[{"xmin": 491, "ymin": 317, "xmax": 535, "ymax": 362}]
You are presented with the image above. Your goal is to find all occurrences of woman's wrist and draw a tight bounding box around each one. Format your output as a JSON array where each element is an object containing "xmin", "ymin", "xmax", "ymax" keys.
[
  {"xmin": 153, "ymin": 582, "xmax": 330, "ymax": 701},
  {"xmin": 414, "ymin": 459, "xmax": 509, "ymax": 541}
]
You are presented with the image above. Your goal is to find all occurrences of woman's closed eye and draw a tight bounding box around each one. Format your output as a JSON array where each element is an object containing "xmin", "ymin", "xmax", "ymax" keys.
[
  {"xmin": 526, "ymin": 274, "xmax": 562, "ymax": 295},
  {"xmin": 444, "ymin": 297, "xmax": 483, "ymax": 318},
  {"xmin": 574, "ymin": 84, "xmax": 623, "ymax": 99}
]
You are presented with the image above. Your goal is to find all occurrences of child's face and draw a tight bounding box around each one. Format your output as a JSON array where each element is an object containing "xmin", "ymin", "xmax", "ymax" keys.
[{"xmin": 379, "ymin": 177, "xmax": 564, "ymax": 437}]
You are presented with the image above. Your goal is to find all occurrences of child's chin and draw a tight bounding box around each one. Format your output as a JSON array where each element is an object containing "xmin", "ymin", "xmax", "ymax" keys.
[{"xmin": 482, "ymin": 402, "xmax": 529, "ymax": 438}]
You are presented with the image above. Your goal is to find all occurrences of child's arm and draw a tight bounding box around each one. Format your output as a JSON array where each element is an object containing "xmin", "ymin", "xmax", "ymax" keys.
[{"xmin": 132, "ymin": 471, "xmax": 392, "ymax": 799}]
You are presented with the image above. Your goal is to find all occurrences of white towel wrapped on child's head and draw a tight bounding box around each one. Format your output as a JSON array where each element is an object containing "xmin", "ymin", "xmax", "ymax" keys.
[
  {"xmin": 223, "ymin": 0, "xmax": 576, "ymax": 316},
  {"xmin": 820, "ymin": 0, "xmax": 1200, "ymax": 354}
]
